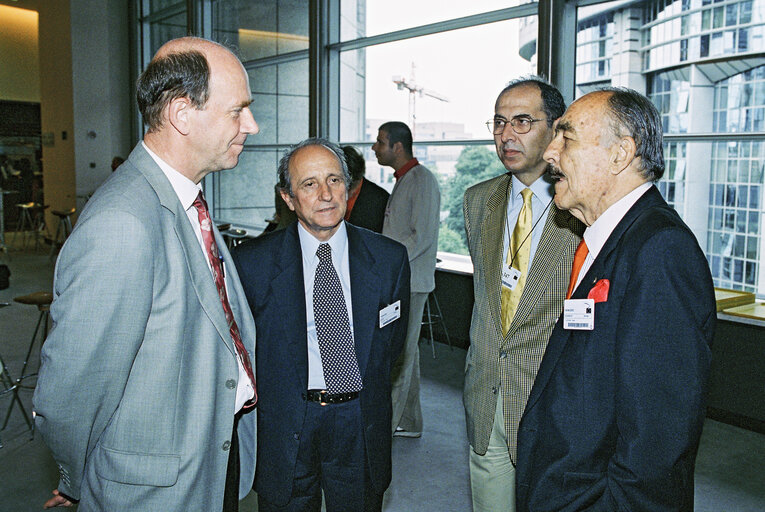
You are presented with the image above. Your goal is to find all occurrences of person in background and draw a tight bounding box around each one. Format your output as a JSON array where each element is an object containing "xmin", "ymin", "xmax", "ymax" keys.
[
  {"xmin": 111, "ymin": 156, "xmax": 125, "ymax": 172},
  {"xmin": 372, "ymin": 120, "xmax": 440, "ymax": 439},
  {"xmin": 341, "ymin": 145, "xmax": 389, "ymax": 233}
]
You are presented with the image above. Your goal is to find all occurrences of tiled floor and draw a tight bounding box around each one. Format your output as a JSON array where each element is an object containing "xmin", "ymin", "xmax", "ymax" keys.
[{"xmin": 1, "ymin": 239, "xmax": 764, "ymax": 511}]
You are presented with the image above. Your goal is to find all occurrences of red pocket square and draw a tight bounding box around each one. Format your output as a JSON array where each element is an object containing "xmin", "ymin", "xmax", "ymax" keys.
[{"xmin": 587, "ymin": 279, "xmax": 610, "ymax": 303}]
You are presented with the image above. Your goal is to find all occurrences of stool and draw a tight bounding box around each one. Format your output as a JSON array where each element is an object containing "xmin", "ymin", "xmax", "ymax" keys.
[
  {"xmin": 12, "ymin": 291, "xmax": 53, "ymax": 386},
  {"xmin": 420, "ymin": 290, "xmax": 452, "ymax": 359},
  {"xmin": 11, "ymin": 202, "xmax": 43, "ymax": 249},
  {"xmin": 49, "ymin": 208, "xmax": 75, "ymax": 261},
  {"xmin": 0, "ymin": 303, "xmax": 35, "ymax": 447}
]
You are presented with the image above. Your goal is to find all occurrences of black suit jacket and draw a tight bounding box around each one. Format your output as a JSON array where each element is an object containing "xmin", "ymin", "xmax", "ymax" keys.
[
  {"xmin": 516, "ymin": 186, "xmax": 716, "ymax": 511},
  {"xmin": 347, "ymin": 178, "xmax": 390, "ymax": 233},
  {"xmin": 231, "ymin": 222, "xmax": 410, "ymax": 505}
]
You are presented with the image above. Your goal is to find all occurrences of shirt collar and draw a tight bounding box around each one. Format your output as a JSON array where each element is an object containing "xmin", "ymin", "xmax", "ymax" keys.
[
  {"xmin": 583, "ymin": 182, "xmax": 653, "ymax": 261},
  {"xmin": 297, "ymin": 220, "xmax": 348, "ymax": 265},
  {"xmin": 142, "ymin": 141, "xmax": 202, "ymax": 211},
  {"xmin": 394, "ymin": 158, "xmax": 419, "ymax": 181},
  {"xmin": 509, "ymin": 174, "xmax": 555, "ymax": 208}
]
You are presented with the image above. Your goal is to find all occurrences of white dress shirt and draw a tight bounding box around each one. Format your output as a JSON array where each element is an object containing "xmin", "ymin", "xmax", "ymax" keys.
[
  {"xmin": 297, "ymin": 221, "xmax": 355, "ymax": 390},
  {"xmin": 142, "ymin": 141, "xmax": 255, "ymax": 413},
  {"xmin": 575, "ymin": 182, "xmax": 653, "ymax": 290}
]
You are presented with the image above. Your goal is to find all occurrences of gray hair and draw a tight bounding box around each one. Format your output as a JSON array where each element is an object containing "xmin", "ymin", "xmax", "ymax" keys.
[
  {"xmin": 277, "ymin": 137, "xmax": 351, "ymax": 195},
  {"xmin": 600, "ymin": 87, "xmax": 665, "ymax": 181}
]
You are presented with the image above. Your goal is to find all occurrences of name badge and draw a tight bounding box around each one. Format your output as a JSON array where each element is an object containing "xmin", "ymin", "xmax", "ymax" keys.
[
  {"xmin": 563, "ymin": 299, "xmax": 594, "ymax": 330},
  {"xmin": 501, "ymin": 264, "xmax": 522, "ymax": 291},
  {"xmin": 379, "ymin": 300, "xmax": 401, "ymax": 328}
]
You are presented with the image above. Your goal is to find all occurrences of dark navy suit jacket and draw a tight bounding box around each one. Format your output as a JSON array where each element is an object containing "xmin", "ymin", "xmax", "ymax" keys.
[
  {"xmin": 347, "ymin": 178, "xmax": 390, "ymax": 233},
  {"xmin": 516, "ymin": 186, "xmax": 716, "ymax": 511},
  {"xmin": 231, "ymin": 221, "xmax": 410, "ymax": 505}
]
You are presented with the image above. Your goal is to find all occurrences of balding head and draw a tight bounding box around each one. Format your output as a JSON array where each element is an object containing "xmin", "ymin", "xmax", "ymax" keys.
[
  {"xmin": 138, "ymin": 36, "xmax": 258, "ymax": 183},
  {"xmin": 137, "ymin": 37, "xmax": 243, "ymax": 133}
]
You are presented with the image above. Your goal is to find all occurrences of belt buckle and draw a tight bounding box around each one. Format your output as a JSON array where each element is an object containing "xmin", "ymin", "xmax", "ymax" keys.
[{"xmin": 319, "ymin": 390, "xmax": 329, "ymax": 406}]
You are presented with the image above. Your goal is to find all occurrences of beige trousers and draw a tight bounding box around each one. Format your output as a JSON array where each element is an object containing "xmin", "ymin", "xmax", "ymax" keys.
[{"xmin": 469, "ymin": 390, "xmax": 516, "ymax": 512}]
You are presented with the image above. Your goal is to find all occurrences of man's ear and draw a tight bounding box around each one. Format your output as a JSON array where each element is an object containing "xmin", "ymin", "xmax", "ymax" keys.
[
  {"xmin": 167, "ymin": 97, "xmax": 192, "ymax": 136},
  {"xmin": 279, "ymin": 189, "xmax": 296, "ymax": 212},
  {"xmin": 610, "ymin": 136, "xmax": 636, "ymax": 175}
]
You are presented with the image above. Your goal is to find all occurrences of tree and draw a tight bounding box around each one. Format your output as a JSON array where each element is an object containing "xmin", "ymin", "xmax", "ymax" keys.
[
  {"xmin": 438, "ymin": 225, "xmax": 467, "ymax": 255},
  {"xmin": 438, "ymin": 146, "xmax": 506, "ymax": 254}
]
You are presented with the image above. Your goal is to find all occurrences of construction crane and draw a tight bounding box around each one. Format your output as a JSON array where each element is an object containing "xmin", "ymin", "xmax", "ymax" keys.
[{"xmin": 392, "ymin": 63, "xmax": 449, "ymax": 137}]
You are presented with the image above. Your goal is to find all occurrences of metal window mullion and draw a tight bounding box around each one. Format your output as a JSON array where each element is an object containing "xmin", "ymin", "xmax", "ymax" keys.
[
  {"xmin": 329, "ymin": 4, "xmax": 538, "ymax": 52},
  {"xmin": 137, "ymin": 1, "xmax": 186, "ymax": 23},
  {"xmin": 541, "ymin": 0, "xmax": 577, "ymax": 103}
]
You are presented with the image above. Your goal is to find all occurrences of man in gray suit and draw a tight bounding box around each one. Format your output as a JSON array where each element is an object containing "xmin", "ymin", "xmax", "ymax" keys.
[
  {"xmin": 372, "ymin": 121, "xmax": 440, "ymax": 439},
  {"xmin": 462, "ymin": 77, "xmax": 582, "ymax": 511},
  {"xmin": 34, "ymin": 37, "xmax": 259, "ymax": 511}
]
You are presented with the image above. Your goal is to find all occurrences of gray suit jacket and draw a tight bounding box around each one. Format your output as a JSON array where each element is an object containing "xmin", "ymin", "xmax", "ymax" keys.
[
  {"xmin": 33, "ymin": 143, "xmax": 257, "ymax": 511},
  {"xmin": 462, "ymin": 173, "xmax": 581, "ymax": 461},
  {"xmin": 382, "ymin": 163, "xmax": 440, "ymax": 293}
]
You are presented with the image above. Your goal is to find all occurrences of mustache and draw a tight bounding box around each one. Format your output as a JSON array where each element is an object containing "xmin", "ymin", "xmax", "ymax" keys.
[
  {"xmin": 546, "ymin": 164, "xmax": 564, "ymax": 179},
  {"xmin": 501, "ymin": 143, "xmax": 523, "ymax": 152}
]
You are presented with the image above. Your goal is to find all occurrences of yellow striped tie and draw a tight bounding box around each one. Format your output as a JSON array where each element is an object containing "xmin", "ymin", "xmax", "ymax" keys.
[{"xmin": 501, "ymin": 188, "xmax": 533, "ymax": 335}]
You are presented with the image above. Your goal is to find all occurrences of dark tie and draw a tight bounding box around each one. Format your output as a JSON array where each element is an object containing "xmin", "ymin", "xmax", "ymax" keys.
[
  {"xmin": 193, "ymin": 191, "xmax": 257, "ymax": 408},
  {"xmin": 313, "ymin": 243, "xmax": 363, "ymax": 394}
]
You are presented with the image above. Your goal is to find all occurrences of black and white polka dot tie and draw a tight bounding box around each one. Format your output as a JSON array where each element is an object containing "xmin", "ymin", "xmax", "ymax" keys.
[{"xmin": 313, "ymin": 243, "xmax": 363, "ymax": 394}]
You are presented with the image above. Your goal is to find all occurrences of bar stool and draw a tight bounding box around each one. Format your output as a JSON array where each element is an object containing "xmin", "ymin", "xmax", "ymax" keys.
[
  {"xmin": 420, "ymin": 290, "xmax": 452, "ymax": 359},
  {"xmin": 11, "ymin": 202, "xmax": 39, "ymax": 249},
  {"xmin": 49, "ymin": 207, "xmax": 76, "ymax": 261},
  {"xmin": 0, "ymin": 303, "xmax": 35, "ymax": 447},
  {"xmin": 12, "ymin": 291, "xmax": 53, "ymax": 386}
]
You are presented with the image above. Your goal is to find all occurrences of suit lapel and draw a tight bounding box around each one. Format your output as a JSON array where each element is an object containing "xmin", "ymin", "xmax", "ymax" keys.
[
  {"xmin": 481, "ymin": 174, "xmax": 512, "ymax": 341},
  {"xmin": 270, "ymin": 224, "xmax": 309, "ymax": 390},
  {"xmin": 571, "ymin": 187, "xmax": 664, "ymax": 301},
  {"xmin": 347, "ymin": 224, "xmax": 381, "ymax": 381},
  {"xmin": 505, "ymin": 204, "xmax": 570, "ymax": 340},
  {"xmin": 129, "ymin": 144, "xmax": 236, "ymax": 358},
  {"xmin": 525, "ymin": 186, "xmax": 664, "ymax": 412}
]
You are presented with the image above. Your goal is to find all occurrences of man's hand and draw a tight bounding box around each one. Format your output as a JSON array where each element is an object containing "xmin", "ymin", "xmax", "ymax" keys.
[{"xmin": 43, "ymin": 489, "xmax": 74, "ymax": 508}]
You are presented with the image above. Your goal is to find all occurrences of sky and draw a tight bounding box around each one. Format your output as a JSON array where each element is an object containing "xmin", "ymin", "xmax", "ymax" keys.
[{"xmin": 359, "ymin": 0, "xmax": 535, "ymax": 140}]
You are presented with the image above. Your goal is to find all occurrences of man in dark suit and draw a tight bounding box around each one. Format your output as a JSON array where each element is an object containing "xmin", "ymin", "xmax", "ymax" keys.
[
  {"xmin": 232, "ymin": 138, "xmax": 410, "ymax": 511},
  {"xmin": 342, "ymin": 145, "xmax": 389, "ymax": 233},
  {"xmin": 516, "ymin": 88, "xmax": 716, "ymax": 511}
]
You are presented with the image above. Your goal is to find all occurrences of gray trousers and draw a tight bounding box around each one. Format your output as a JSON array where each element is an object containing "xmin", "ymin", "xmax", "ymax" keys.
[{"xmin": 390, "ymin": 291, "xmax": 428, "ymax": 434}]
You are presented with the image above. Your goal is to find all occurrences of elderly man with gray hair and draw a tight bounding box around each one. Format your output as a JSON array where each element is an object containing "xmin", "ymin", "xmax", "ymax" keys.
[{"xmin": 232, "ymin": 137, "xmax": 411, "ymax": 511}]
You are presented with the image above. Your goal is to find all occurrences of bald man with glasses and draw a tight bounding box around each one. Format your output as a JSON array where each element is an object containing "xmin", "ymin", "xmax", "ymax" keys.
[{"xmin": 462, "ymin": 77, "xmax": 583, "ymax": 511}]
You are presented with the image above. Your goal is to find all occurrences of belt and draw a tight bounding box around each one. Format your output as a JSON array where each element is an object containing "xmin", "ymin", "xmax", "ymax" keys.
[{"xmin": 303, "ymin": 389, "xmax": 359, "ymax": 406}]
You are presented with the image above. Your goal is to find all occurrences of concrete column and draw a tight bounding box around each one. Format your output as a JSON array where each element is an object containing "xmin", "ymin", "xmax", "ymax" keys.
[
  {"xmin": 684, "ymin": 64, "xmax": 714, "ymax": 250},
  {"xmin": 610, "ymin": 7, "xmax": 645, "ymax": 92}
]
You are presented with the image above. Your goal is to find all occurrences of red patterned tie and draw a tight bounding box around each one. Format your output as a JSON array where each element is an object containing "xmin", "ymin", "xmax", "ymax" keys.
[{"xmin": 193, "ymin": 191, "xmax": 256, "ymax": 408}]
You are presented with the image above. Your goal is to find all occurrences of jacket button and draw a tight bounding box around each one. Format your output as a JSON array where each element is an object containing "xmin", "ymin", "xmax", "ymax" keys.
[
  {"xmin": 499, "ymin": 351, "xmax": 507, "ymax": 359},
  {"xmin": 226, "ymin": 379, "xmax": 236, "ymax": 389},
  {"xmin": 293, "ymin": 432, "xmax": 300, "ymax": 440},
  {"xmin": 492, "ymin": 386, "xmax": 498, "ymax": 394},
  {"xmin": 222, "ymin": 440, "xmax": 231, "ymax": 451}
]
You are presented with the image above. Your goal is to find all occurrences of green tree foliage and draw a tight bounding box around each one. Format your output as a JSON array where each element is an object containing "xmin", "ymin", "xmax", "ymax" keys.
[{"xmin": 438, "ymin": 146, "xmax": 506, "ymax": 254}]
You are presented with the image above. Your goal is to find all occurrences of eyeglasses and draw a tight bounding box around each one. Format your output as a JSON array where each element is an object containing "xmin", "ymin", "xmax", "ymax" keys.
[{"xmin": 486, "ymin": 117, "xmax": 547, "ymax": 135}]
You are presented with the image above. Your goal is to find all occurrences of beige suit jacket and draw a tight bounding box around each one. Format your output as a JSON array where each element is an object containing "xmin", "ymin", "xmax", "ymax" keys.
[{"xmin": 462, "ymin": 173, "xmax": 582, "ymax": 461}]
